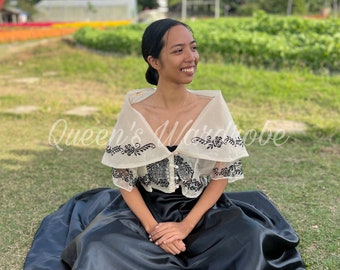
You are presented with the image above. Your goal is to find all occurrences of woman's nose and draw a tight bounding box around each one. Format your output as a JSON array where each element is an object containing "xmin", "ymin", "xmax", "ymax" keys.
[{"xmin": 185, "ymin": 48, "xmax": 198, "ymax": 61}]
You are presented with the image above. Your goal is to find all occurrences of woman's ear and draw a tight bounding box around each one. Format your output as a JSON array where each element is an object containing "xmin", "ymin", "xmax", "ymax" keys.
[{"xmin": 147, "ymin": 55, "xmax": 160, "ymax": 70}]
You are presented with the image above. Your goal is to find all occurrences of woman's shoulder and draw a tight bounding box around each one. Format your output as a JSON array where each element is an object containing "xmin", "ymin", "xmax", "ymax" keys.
[
  {"xmin": 128, "ymin": 89, "xmax": 156, "ymax": 113},
  {"xmin": 124, "ymin": 88, "xmax": 155, "ymax": 106},
  {"xmin": 190, "ymin": 89, "xmax": 222, "ymax": 98},
  {"xmin": 190, "ymin": 90, "xmax": 225, "ymax": 108},
  {"xmin": 121, "ymin": 88, "xmax": 155, "ymax": 112}
]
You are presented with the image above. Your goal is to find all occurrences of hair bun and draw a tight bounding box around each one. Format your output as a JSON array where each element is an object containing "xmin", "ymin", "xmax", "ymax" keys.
[{"xmin": 145, "ymin": 66, "xmax": 159, "ymax": 86}]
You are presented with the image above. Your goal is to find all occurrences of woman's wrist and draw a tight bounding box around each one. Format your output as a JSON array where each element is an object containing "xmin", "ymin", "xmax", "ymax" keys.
[
  {"xmin": 181, "ymin": 218, "xmax": 196, "ymax": 234},
  {"xmin": 144, "ymin": 221, "xmax": 158, "ymax": 235}
]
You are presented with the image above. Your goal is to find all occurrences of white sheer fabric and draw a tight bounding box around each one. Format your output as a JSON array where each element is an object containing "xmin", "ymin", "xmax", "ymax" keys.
[{"xmin": 102, "ymin": 88, "xmax": 248, "ymax": 198}]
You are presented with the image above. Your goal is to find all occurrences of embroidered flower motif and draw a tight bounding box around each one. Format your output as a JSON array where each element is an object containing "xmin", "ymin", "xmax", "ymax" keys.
[
  {"xmin": 143, "ymin": 158, "xmax": 170, "ymax": 188},
  {"xmin": 174, "ymin": 155, "xmax": 194, "ymax": 182},
  {"xmin": 111, "ymin": 168, "xmax": 135, "ymax": 186},
  {"xmin": 182, "ymin": 177, "xmax": 206, "ymax": 192},
  {"xmin": 212, "ymin": 160, "xmax": 243, "ymax": 178},
  {"xmin": 173, "ymin": 155, "xmax": 207, "ymax": 192},
  {"xmin": 191, "ymin": 135, "xmax": 244, "ymax": 149},
  {"xmin": 105, "ymin": 143, "xmax": 156, "ymax": 156},
  {"xmin": 212, "ymin": 136, "xmax": 223, "ymax": 148},
  {"xmin": 111, "ymin": 153, "xmax": 243, "ymax": 196}
]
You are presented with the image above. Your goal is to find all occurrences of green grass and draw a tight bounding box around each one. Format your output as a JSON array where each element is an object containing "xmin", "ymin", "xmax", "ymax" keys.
[{"xmin": 0, "ymin": 39, "xmax": 339, "ymax": 269}]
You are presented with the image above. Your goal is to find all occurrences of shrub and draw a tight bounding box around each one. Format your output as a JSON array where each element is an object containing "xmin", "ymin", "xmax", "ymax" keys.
[{"xmin": 73, "ymin": 14, "xmax": 340, "ymax": 73}]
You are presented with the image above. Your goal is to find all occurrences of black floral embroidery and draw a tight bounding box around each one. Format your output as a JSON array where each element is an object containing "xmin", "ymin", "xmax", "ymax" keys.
[
  {"xmin": 182, "ymin": 176, "xmax": 208, "ymax": 192},
  {"xmin": 174, "ymin": 155, "xmax": 206, "ymax": 192},
  {"xmin": 111, "ymin": 168, "xmax": 135, "ymax": 186},
  {"xmin": 140, "ymin": 158, "xmax": 170, "ymax": 188},
  {"xmin": 212, "ymin": 160, "xmax": 243, "ymax": 178},
  {"xmin": 191, "ymin": 135, "xmax": 244, "ymax": 149},
  {"xmin": 174, "ymin": 155, "xmax": 194, "ymax": 178},
  {"xmin": 105, "ymin": 142, "xmax": 156, "ymax": 156},
  {"xmin": 112, "ymin": 154, "xmax": 242, "ymax": 194}
]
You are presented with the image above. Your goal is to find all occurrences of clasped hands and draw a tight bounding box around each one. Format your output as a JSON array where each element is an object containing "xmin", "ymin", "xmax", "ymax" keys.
[{"xmin": 148, "ymin": 221, "xmax": 192, "ymax": 255}]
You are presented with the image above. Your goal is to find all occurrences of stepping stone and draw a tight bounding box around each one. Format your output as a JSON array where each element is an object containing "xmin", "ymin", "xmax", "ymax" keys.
[
  {"xmin": 42, "ymin": 71, "xmax": 58, "ymax": 77},
  {"xmin": 263, "ymin": 120, "xmax": 308, "ymax": 134},
  {"xmin": 65, "ymin": 106, "xmax": 99, "ymax": 116},
  {"xmin": 5, "ymin": 105, "xmax": 39, "ymax": 114},
  {"xmin": 0, "ymin": 75, "xmax": 12, "ymax": 79},
  {"xmin": 13, "ymin": 77, "xmax": 40, "ymax": 84}
]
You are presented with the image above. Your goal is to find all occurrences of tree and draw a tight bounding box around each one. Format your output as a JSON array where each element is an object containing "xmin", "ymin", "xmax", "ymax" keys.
[
  {"xmin": 167, "ymin": 0, "xmax": 336, "ymax": 16},
  {"xmin": 16, "ymin": 0, "xmax": 40, "ymax": 19},
  {"xmin": 138, "ymin": 0, "xmax": 159, "ymax": 11}
]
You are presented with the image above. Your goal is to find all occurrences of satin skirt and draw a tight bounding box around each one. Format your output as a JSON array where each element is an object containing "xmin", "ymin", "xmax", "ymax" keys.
[{"xmin": 24, "ymin": 187, "xmax": 305, "ymax": 270}]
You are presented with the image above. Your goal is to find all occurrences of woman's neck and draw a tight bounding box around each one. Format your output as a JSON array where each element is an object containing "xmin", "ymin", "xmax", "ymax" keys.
[{"xmin": 153, "ymin": 85, "xmax": 189, "ymax": 110}]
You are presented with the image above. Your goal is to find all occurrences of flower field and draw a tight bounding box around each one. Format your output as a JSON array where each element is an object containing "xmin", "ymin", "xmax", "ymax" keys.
[{"xmin": 0, "ymin": 20, "xmax": 132, "ymax": 43}]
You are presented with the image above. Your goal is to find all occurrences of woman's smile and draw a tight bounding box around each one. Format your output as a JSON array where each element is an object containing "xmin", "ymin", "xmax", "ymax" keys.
[{"xmin": 180, "ymin": 66, "xmax": 195, "ymax": 74}]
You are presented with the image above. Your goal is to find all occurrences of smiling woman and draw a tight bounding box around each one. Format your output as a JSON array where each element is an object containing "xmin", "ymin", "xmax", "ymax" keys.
[{"xmin": 24, "ymin": 18, "xmax": 305, "ymax": 270}]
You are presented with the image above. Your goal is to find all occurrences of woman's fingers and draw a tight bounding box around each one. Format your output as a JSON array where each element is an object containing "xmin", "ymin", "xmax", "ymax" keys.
[
  {"xmin": 149, "ymin": 222, "xmax": 187, "ymax": 244},
  {"xmin": 160, "ymin": 240, "xmax": 186, "ymax": 255},
  {"xmin": 160, "ymin": 243, "xmax": 178, "ymax": 255},
  {"xmin": 173, "ymin": 239, "xmax": 186, "ymax": 251},
  {"xmin": 150, "ymin": 223, "xmax": 177, "ymax": 238},
  {"xmin": 150, "ymin": 229, "xmax": 179, "ymax": 244},
  {"xmin": 155, "ymin": 232, "xmax": 180, "ymax": 245}
]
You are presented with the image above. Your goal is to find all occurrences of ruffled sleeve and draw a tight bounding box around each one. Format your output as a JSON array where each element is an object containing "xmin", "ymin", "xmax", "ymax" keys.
[
  {"xmin": 210, "ymin": 160, "xmax": 244, "ymax": 182},
  {"xmin": 111, "ymin": 167, "xmax": 139, "ymax": 191}
]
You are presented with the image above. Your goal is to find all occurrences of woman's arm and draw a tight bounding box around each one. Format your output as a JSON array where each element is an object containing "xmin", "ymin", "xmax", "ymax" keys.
[
  {"xmin": 149, "ymin": 179, "xmax": 228, "ymax": 245},
  {"xmin": 183, "ymin": 178, "xmax": 228, "ymax": 229},
  {"xmin": 120, "ymin": 187, "xmax": 158, "ymax": 234}
]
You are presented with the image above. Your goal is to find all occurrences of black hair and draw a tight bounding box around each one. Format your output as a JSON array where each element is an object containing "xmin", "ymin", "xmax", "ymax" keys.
[{"xmin": 141, "ymin": 18, "xmax": 193, "ymax": 86}]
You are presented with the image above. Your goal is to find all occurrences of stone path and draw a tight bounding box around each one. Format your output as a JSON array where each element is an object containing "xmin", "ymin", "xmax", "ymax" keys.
[
  {"xmin": 262, "ymin": 120, "xmax": 308, "ymax": 134},
  {"xmin": 0, "ymin": 63, "xmax": 307, "ymax": 133},
  {"xmin": 1, "ymin": 39, "xmax": 309, "ymax": 133},
  {"xmin": 12, "ymin": 77, "xmax": 40, "ymax": 84},
  {"xmin": 5, "ymin": 105, "xmax": 39, "ymax": 114},
  {"xmin": 3, "ymin": 105, "xmax": 99, "ymax": 116},
  {"xmin": 65, "ymin": 106, "xmax": 99, "ymax": 116},
  {"xmin": 1, "ymin": 71, "xmax": 100, "ymax": 116}
]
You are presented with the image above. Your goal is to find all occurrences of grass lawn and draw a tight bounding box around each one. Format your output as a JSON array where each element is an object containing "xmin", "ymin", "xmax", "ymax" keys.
[{"xmin": 0, "ymin": 38, "xmax": 339, "ymax": 269}]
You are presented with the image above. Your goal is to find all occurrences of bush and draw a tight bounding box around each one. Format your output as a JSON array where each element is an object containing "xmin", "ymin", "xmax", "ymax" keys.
[{"xmin": 73, "ymin": 14, "xmax": 340, "ymax": 73}]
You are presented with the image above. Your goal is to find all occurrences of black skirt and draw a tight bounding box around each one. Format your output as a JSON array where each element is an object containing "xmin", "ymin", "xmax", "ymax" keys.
[{"xmin": 24, "ymin": 187, "xmax": 305, "ymax": 270}]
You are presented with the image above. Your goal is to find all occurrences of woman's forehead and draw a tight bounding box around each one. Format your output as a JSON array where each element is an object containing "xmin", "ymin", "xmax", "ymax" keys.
[{"xmin": 164, "ymin": 25, "xmax": 195, "ymax": 47}]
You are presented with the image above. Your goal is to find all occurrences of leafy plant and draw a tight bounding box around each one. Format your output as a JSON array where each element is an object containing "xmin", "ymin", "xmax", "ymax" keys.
[{"xmin": 73, "ymin": 14, "xmax": 340, "ymax": 74}]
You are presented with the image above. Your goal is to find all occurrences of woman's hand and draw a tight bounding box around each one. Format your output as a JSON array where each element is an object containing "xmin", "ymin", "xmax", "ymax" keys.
[
  {"xmin": 159, "ymin": 239, "xmax": 186, "ymax": 255},
  {"xmin": 147, "ymin": 222, "xmax": 187, "ymax": 255},
  {"xmin": 149, "ymin": 221, "xmax": 192, "ymax": 246}
]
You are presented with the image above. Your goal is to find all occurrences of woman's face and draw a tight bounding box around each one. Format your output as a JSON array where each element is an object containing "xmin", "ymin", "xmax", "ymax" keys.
[{"xmin": 154, "ymin": 25, "xmax": 199, "ymax": 86}]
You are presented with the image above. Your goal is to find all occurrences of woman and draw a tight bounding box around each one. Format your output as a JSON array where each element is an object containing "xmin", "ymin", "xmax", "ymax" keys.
[{"xmin": 24, "ymin": 19, "xmax": 305, "ymax": 269}]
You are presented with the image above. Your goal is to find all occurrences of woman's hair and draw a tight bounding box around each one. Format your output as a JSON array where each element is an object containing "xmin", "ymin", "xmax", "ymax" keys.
[{"xmin": 141, "ymin": 18, "xmax": 193, "ymax": 85}]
